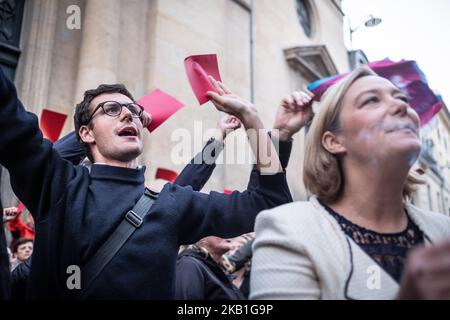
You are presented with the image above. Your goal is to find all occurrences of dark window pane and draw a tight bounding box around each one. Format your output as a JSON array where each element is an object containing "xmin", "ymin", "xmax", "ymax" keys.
[{"xmin": 296, "ymin": 0, "xmax": 312, "ymax": 38}]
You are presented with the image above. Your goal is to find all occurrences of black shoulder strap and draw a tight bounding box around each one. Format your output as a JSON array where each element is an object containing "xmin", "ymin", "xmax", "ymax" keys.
[{"xmin": 80, "ymin": 188, "xmax": 157, "ymax": 296}]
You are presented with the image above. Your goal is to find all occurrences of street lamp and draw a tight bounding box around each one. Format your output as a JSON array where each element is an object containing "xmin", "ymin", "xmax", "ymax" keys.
[
  {"xmin": 349, "ymin": 15, "xmax": 382, "ymax": 50},
  {"xmin": 364, "ymin": 15, "xmax": 382, "ymax": 27}
]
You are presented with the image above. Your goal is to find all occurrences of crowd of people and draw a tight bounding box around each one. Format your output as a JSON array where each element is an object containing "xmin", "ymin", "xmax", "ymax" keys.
[{"xmin": 1, "ymin": 64, "xmax": 450, "ymax": 300}]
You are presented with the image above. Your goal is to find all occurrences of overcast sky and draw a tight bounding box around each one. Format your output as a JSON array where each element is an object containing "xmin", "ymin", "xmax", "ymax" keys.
[{"xmin": 342, "ymin": 0, "xmax": 450, "ymax": 107}]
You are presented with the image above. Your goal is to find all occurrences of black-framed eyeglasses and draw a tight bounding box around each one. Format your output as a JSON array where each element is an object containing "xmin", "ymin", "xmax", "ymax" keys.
[{"xmin": 85, "ymin": 101, "xmax": 144, "ymax": 124}]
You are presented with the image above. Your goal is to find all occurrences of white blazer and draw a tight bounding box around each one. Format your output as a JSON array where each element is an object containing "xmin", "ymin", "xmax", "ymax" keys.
[{"xmin": 250, "ymin": 197, "xmax": 450, "ymax": 300}]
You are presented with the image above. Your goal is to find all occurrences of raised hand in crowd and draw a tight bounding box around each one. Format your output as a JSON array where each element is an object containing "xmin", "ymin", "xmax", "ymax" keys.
[
  {"xmin": 207, "ymin": 76, "xmax": 258, "ymax": 122},
  {"xmin": 273, "ymin": 91, "xmax": 314, "ymax": 141},
  {"xmin": 214, "ymin": 114, "xmax": 241, "ymax": 143},
  {"xmin": 207, "ymin": 76, "xmax": 282, "ymax": 174},
  {"xmin": 3, "ymin": 207, "xmax": 19, "ymax": 224}
]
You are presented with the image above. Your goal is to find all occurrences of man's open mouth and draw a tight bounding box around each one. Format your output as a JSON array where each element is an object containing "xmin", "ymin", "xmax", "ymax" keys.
[{"xmin": 118, "ymin": 126, "xmax": 138, "ymax": 137}]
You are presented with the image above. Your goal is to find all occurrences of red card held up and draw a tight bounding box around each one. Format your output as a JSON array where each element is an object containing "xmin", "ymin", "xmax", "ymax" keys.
[
  {"xmin": 155, "ymin": 168, "xmax": 178, "ymax": 183},
  {"xmin": 184, "ymin": 54, "xmax": 222, "ymax": 105},
  {"xmin": 138, "ymin": 89, "xmax": 184, "ymax": 132},
  {"xmin": 40, "ymin": 109, "xmax": 67, "ymax": 142},
  {"xmin": 16, "ymin": 202, "xmax": 25, "ymax": 214}
]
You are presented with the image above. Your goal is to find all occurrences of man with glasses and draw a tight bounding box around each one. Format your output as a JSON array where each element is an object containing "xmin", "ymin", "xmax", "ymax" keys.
[{"xmin": 0, "ymin": 67, "xmax": 292, "ymax": 299}]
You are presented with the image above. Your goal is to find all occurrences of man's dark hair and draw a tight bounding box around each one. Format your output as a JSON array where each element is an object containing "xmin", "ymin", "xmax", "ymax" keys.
[
  {"xmin": 12, "ymin": 237, "xmax": 33, "ymax": 254},
  {"xmin": 73, "ymin": 84, "xmax": 135, "ymax": 162}
]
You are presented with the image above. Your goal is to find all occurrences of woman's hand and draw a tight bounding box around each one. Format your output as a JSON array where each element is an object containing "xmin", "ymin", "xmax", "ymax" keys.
[{"xmin": 273, "ymin": 91, "xmax": 314, "ymax": 141}]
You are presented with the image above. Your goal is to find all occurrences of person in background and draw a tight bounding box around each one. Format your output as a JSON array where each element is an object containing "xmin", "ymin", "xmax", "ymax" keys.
[
  {"xmin": 176, "ymin": 236, "xmax": 245, "ymax": 300},
  {"xmin": 222, "ymin": 234, "xmax": 255, "ymax": 298},
  {"xmin": 0, "ymin": 173, "xmax": 12, "ymax": 299},
  {"xmin": 10, "ymin": 238, "xmax": 33, "ymax": 270}
]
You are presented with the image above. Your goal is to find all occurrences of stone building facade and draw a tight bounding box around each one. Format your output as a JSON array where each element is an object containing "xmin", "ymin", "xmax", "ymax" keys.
[
  {"xmin": 1, "ymin": 0, "xmax": 350, "ymax": 205},
  {"xmin": 413, "ymin": 107, "xmax": 450, "ymax": 216}
]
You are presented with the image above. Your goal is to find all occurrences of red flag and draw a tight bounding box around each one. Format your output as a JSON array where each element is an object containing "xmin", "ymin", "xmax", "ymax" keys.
[
  {"xmin": 40, "ymin": 109, "xmax": 67, "ymax": 142},
  {"xmin": 307, "ymin": 59, "xmax": 444, "ymax": 126},
  {"xmin": 155, "ymin": 168, "xmax": 178, "ymax": 183},
  {"xmin": 138, "ymin": 89, "xmax": 184, "ymax": 132},
  {"xmin": 184, "ymin": 54, "xmax": 222, "ymax": 105}
]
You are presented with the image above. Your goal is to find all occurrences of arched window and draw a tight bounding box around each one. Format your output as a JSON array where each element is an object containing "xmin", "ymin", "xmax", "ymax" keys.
[{"xmin": 296, "ymin": 0, "xmax": 312, "ymax": 38}]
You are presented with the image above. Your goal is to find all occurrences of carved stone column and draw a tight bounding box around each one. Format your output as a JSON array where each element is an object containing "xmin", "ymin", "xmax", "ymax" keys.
[
  {"xmin": 74, "ymin": 0, "xmax": 121, "ymax": 100},
  {"xmin": 1, "ymin": 0, "xmax": 58, "ymax": 206},
  {"xmin": 15, "ymin": 0, "xmax": 58, "ymax": 114}
]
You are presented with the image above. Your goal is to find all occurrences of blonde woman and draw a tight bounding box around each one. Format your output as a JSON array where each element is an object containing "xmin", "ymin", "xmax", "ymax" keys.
[{"xmin": 250, "ymin": 67, "xmax": 450, "ymax": 300}]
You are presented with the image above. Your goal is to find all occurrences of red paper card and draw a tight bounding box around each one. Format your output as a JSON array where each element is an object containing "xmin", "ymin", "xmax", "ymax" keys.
[
  {"xmin": 40, "ymin": 109, "xmax": 67, "ymax": 142},
  {"xmin": 138, "ymin": 89, "xmax": 185, "ymax": 132},
  {"xmin": 155, "ymin": 168, "xmax": 178, "ymax": 183},
  {"xmin": 184, "ymin": 54, "xmax": 222, "ymax": 105},
  {"xmin": 16, "ymin": 202, "xmax": 25, "ymax": 214}
]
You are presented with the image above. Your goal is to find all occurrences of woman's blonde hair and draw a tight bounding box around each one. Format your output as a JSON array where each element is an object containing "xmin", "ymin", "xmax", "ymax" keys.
[{"xmin": 303, "ymin": 66, "xmax": 423, "ymax": 204}]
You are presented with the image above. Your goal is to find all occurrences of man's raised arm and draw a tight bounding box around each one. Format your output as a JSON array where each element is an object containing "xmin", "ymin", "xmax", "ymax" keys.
[{"xmin": 0, "ymin": 67, "xmax": 75, "ymax": 220}]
